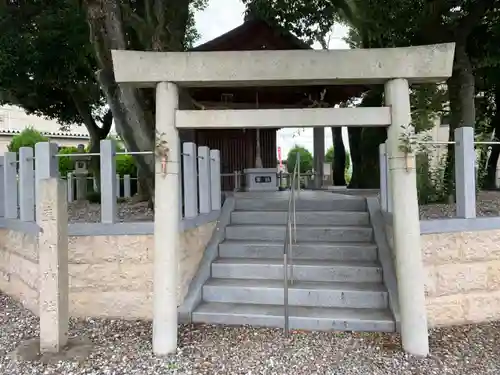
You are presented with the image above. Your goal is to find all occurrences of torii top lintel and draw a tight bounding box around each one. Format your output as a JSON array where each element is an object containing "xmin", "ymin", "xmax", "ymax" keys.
[{"xmin": 111, "ymin": 43, "xmax": 455, "ymax": 88}]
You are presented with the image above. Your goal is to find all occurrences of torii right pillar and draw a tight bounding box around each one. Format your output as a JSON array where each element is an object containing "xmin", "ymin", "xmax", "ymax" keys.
[{"xmin": 385, "ymin": 78, "xmax": 429, "ymax": 357}]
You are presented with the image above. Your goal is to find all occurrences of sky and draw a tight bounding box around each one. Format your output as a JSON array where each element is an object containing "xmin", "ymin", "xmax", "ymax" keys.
[{"xmin": 193, "ymin": 0, "xmax": 351, "ymax": 158}]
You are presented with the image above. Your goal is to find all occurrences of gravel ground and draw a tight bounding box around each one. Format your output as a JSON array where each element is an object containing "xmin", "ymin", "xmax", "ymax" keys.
[
  {"xmin": 420, "ymin": 191, "xmax": 500, "ymax": 219},
  {"xmin": 1, "ymin": 293, "xmax": 500, "ymax": 375},
  {"xmin": 65, "ymin": 190, "xmax": 500, "ymax": 223},
  {"xmin": 68, "ymin": 199, "xmax": 153, "ymax": 223}
]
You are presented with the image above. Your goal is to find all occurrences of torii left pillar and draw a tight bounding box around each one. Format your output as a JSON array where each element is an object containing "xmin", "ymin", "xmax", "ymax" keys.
[{"xmin": 153, "ymin": 81, "xmax": 180, "ymax": 355}]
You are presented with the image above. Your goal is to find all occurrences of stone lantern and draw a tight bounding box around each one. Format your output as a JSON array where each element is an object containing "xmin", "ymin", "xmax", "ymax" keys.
[{"xmin": 73, "ymin": 144, "xmax": 90, "ymax": 201}]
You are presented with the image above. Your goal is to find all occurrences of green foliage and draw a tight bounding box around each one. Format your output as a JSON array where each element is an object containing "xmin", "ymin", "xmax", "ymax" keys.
[
  {"xmin": 415, "ymin": 153, "xmax": 448, "ymax": 205},
  {"xmin": 325, "ymin": 146, "xmax": 351, "ymax": 171},
  {"xmin": 410, "ymin": 84, "xmax": 448, "ymax": 133},
  {"xmin": 0, "ymin": 0, "xmax": 102, "ymax": 126},
  {"xmin": 287, "ymin": 145, "xmax": 313, "ymax": 174},
  {"xmin": 243, "ymin": 0, "xmax": 354, "ymax": 46},
  {"xmin": 116, "ymin": 154, "xmax": 137, "ymax": 177},
  {"xmin": 108, "ymin": 135, "xmax": 137, "ymax": 177},
  {"xmin": 58, "ymin": 146, "xmax": 80, "ymax": 177},
  {"xmin": 8, "ymin": 127, "xmax": 48, "ymax": 152},
  {"xmin": 345, "ymin": 169, "xmax": 352, "ymax": 185},
  {"xmin": 475, "ymin": 132, "xmax": 493, "ymax": 192}
]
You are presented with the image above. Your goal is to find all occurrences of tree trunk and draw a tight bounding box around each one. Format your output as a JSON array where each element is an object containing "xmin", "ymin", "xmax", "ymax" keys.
[
  {"xmin": 444, "ymin": 43, "xmax": 476, "ymax": 198},
  {"xmin": 349, "ymin": 88, "xmax": 385, "ymax": 188},
  {"xmin": 85, "ymin": 1, "xmax": 155, "ymax": 201},
  {"xmin": 484, "ymin": 86, "xmax": 500, "ymax": 189},
  {"xmin": 255, "ymin": 129, "xmax": 263, "ymax": 168},
  {"xmin": 71, "ymin": 91, "xmax": 113, "ymax": 190},
  {"xmin": 332, "ymin": 127, "xmax": 346, "ymax": 186},
  {"xmin": 348, "ymin": 127, "xmax": 363, "ymax": 188},
  {"xmin": 358, "ymin": 127, "xmax": 387, "ymax": 189},
  {"xmin": 84, "ymin": 0, "xmax": 193, "ymax": 204}
]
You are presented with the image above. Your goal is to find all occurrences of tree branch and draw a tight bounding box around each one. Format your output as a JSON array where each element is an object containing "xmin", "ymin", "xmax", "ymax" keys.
[
  {"xmin": 102, "ymin": 0, "xmax": 127, "ymax": 49},
  {"xmin": 70, "ymin": 89, "xmax": 100, "ymax": 137},
  {"xmin": 83, "ymin": 1, "xmax": 113, "ymax": 70},
  {"xmin": 71, "ymin": 88, "xmax": 113, "ymax": 140},
  {"xmin": 101, "ymin": 109, "xmax": 113, "ymax": 137}
]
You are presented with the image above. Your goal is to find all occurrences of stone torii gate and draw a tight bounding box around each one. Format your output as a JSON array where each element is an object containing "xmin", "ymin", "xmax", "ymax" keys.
[{"xmin": 111, "ymin": 43, "xmax": 455, "ymax": 357}]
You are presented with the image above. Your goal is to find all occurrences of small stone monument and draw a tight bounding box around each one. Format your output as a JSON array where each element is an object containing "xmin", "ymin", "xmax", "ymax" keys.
[
  {"xmin": 73, "ymin": 144, "xmax": 89, "ymax": 201},
  {"xmin": 244, "ymin": 167, "xmax": 278, "ymax": 191}
]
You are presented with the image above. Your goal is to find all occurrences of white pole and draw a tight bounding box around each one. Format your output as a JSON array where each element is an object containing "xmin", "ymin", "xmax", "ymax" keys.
[
  {"xmin": 153, "ymin": 81, "xmax": 179, "ymax": 355},
  {"xmin": 385, "ymin": 78, "xmax": 429, "ymax": 356}
]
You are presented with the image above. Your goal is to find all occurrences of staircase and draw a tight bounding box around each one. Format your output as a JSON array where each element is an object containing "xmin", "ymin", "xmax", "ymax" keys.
[{"xmin": 192, "ymin": 192, "xmax": 395, "ymax": 332}]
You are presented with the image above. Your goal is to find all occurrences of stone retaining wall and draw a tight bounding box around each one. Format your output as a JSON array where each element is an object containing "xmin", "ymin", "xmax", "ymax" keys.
[
  {"xmin": 422, "ymin": 230, "xmax": 500, "ymax": 327},
  {"xmin": 0, "ymin": 221, "xmax": 216, "ymax": 319},
  {"xmin": 384, "ymin": 222, "xmax": 500, "ymax": 327},
  {"xmin": 0, "ymin": 229, "xmax": 39, "ymax": 313}
]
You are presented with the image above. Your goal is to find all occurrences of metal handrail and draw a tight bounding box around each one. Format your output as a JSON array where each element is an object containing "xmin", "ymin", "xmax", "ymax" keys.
[{"xmin": 283, "ymin": 154, "xmax": 299, "ymax": 337}]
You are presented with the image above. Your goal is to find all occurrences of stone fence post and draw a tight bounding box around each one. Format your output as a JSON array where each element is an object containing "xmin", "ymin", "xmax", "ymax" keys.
[
  {"xmin": 123, "ymin": 175, "xmax": 131, "ymax": 198},
  {"xmin": 19, "ymin": 147, "xmax": 35, "ymax": 221},
  {"xmin": 67, "ymin": 173, "xmax": 74, "ymax": 203},
  {"xmin": 116, "ymin": 174, "xmax": 121, "ymax": 198},
  {"xmin": 379, "ymin": 143, "xmax": 391, "ymax": 212},
  {"xmin": 35, "ymin": 142, "xmax": 59, "ymax": 209},
  {"xmin": 100, "ymin": 139, "xmax": 116, "ymax": 223},
  {"xmin": 0, "ymin": 156, "xmax": 4, "ymax": 217},
  {"xmin": 4, "ymin": 152, "xmax": 18, "ymax": 219},
  {"xmin": 454, "ymin": 127, "xmax": 476, "ymax": 218},
  {"xmin": 183, "ymin": 142, "xmax": 198, "ymax": 218},
  {"xmin": 36, "ymin": 141, "xmax": 69, "ymax": 353},
  {"xmin": 198, "ymin": 146, "xmax": 211, "ymax": 214},
  {"xmin": 210, "ymin": 149, "xmax": 221, "ymax": 211}
]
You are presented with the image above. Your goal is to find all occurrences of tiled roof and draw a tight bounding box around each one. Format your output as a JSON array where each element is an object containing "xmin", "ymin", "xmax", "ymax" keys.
[{"xmin": 0, "ymin": 129, "xmax": 90, "ymax": 138}]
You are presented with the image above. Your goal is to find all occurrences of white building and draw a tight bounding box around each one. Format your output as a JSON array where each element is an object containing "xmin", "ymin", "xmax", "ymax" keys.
[{"xmin": 0, "ymin": 105, "xmax": 91, "ymax": 152}]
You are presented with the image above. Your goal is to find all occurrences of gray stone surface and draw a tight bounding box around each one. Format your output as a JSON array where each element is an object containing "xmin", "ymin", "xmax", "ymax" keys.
[
  {"xmin": 211, "ymin": 258, "xmax": 382, "ymax": 283},
  {"xmin": 367, "ymin": 197, "xmax": 401, "ymax": 332},
  {"xmin": 454, "ymin": 127, "xmax": 476, "ymax": 218},
  {"xmin": 225, "ymin": 225, "xmax": 373, "ymax": 242},
  {"xmin": 231, "ymin": 210, "xmax": 370, "ymax": 226},
  {"xmin": 99, "ymin": 139, "xmax": 116, "ymax": 224},
  {"xmin": 178, "ymin": 196, "xmax": 235, "ymax": 322},
  {"xmin": 18, "ymin": 147, "xmax": 35, "ymax": 222},
  {"xmin": 37, "ymin": 178, "xmax": 69, "ymax": 353},
  {"xmin": 202, "ymin": 279, "xmax": 388, "ymax": 309},
  {"xmin": 182, "ymin": 142, "xmax": 198, "ymax": 218},
  {"xmin": 193, "ymin": 192, "xmax": 393, "ymax": 332},
  {"xmin": 219, "ymin": 241, "xmax": 378, "ymax": 261},
  {"xmin": 198, "ymin": 146, "xmax": 212, "ymax": 214},
  {"xmin": 4, "ymin": 152, "xmax": 17, "ymax": 219}
]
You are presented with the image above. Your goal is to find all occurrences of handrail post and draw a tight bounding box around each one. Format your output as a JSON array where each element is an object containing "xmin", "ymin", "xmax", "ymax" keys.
[
  {"xmin": 289, "ymin": 217, "xmax": 294, "ymax": 285},
  {"xmin": 283, "ymin": 154, "xmax": 301, "ymax": 338},
  {"xmin": 283, "ymin": 249, "xmax": 289, "ymax": 337},
  {"xmin": 297, "ymin": 152, "xmax": 301, "ymax": 194}
]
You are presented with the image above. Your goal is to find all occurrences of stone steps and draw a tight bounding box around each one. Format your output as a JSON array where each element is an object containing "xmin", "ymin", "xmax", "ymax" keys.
[
  {"xmin": 193, "ymin": 302, "xmax": 395, "ymax": 332},
  {"xmin": 218, "ymin": 240, "xmax": 379, "ymax": 261},
  {"xmin": 225, "ymin": 225, "xmax": 373, "ymax": 243},
  {"xmin": 203, "ymin": 279, "xmax": 388, "ymax": 309},
  {"xmin": 235, "ymin": 197, "xmax": 366, "ymax": 212},
  {"xmin": 192, "ymin": 193, "xmax": 394, "ymax": 333},
  {"xmin": 211, "ymin": 258, "xmax": 383, "ymax": 283},
  {"xmin": 231, "ymin": 210, "xmax": 370, "ymax": 226}
]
